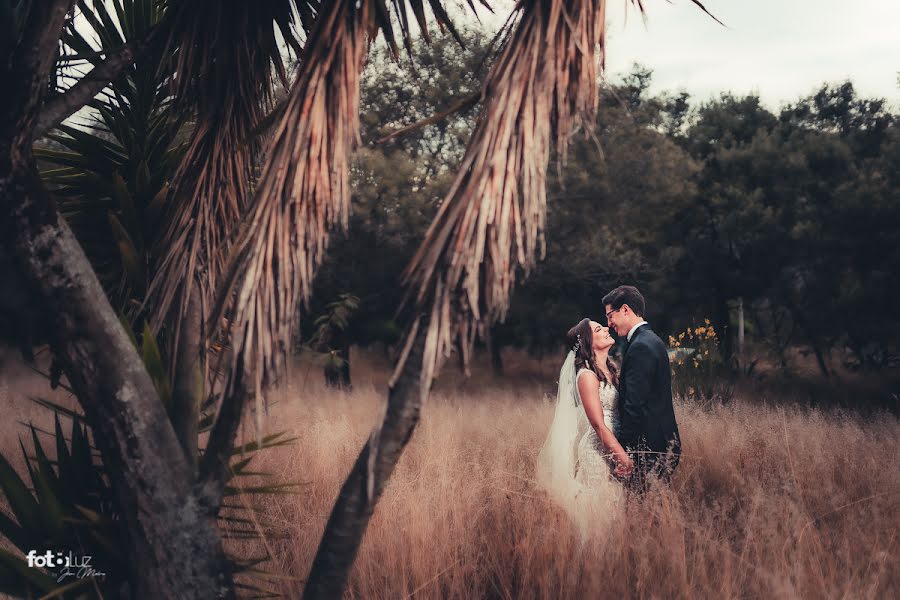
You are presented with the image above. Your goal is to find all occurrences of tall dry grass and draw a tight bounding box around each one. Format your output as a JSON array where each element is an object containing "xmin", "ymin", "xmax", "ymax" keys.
[
  {"xmin": 224, "ymin": 353, "xmax": 899, "ymax": 599},
  {"xmin": 2, "ymin": 348, "xmax": 898, "ymax": 598}
]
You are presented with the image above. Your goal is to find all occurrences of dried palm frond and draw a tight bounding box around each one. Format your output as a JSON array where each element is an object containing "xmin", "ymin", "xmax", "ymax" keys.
[
  {"xmin": 212, "ymin": 0, "xmax": 486, "ymax": 420},
  {"xmin": 145, "ymin": 1, "xmax": 301, "ymax": 363},
  {"xmin": 395, "ymin": 0, "xmax": 610, "ymax": 393},
  {"xmin": 209, "ymin": 0, "xmax": 371, "ymax": 418}
]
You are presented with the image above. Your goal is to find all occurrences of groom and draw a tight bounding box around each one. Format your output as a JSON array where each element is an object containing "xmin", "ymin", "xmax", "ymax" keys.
[{"xmin": 603, "ymin": 285, "xmax": 681, "ymax": 492}]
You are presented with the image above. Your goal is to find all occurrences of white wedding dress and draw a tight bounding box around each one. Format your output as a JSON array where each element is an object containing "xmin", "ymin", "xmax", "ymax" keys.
[
  {"xmin": 574, "ymin": 368, "xmax": 621, "ymax": 490},
  {"xmin": 537, "ymin": 352, "xmax": 624, "ymax": 542}
]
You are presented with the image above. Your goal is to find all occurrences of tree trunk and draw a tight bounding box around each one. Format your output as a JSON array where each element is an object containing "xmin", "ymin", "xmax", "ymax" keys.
[
  {"xmin": 338, "ymin": 339, "xmax": 351, "ymax": 388},
  {"xmin": 779, "ymin": 276, "xmax": 831, "ymax": 378},
  {"xmin": 736, "ymin": 296, "xmax": 745, "ymax": 363},
  {"xmin": 2, "ymin": 152, "xmax": 236, "ymax": 600},
  {"xmin": 713, "ymin": 287, "xmax": 733, "ymax": 365},
  {"xmin": 196, "ymin": 373, "xmax": 247, "ymax": 516},
  {"xmin": 324, "ymin": 338, "xmax": 351, "ymax": 389},
  {"xmin": 303, "ymin": 314, "xmax": 429, "ymax": 599},
  {"xmin": 2, "ymin": 4, "xmax": 234, "ymax": 596},
  {"xmin": 488, "ymin": 333, "xmax": 504, "ymax": 376},
  {"xmin": 454, "ymin": 336, "xmax": 471, "ymax": 378},
  {"xmin": 812, "ymin": 344, "xmax": 831, "ymax": 378},
  {"xmin": 172, "ymin": 282, "xmax": 204, "ymax": 474}
]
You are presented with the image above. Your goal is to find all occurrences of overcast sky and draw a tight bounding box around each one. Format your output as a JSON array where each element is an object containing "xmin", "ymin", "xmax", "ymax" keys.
[{"xmin": 474, "ymin": 0, "xmax": 899, "ymax": 109}]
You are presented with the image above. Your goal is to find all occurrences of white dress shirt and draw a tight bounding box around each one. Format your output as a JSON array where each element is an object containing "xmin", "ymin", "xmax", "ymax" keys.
[{"xmin": 627, "ymin": 320, "xmax": 648, "ymax": 342}]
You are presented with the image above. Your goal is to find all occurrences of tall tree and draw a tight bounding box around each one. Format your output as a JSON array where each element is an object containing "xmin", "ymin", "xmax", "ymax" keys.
[{"xmin": 0, "ymin": 2, "xmax": 234, "ymax": 597}]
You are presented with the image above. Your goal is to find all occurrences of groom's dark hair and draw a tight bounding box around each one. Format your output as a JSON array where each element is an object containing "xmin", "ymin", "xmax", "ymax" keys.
[{"xmin": 602, "ymin": 285, "xmax": 646, "ymax": 317}]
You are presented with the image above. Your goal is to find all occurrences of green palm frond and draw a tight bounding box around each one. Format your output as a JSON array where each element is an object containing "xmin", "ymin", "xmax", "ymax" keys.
[
  {"xmin": 0, "ymin": 396, "xmax": 299, "ymax": 598},
  {"xmin": 0, "ymin": 414, "xmax": 128, "ymax": 598},
  {"xmin": 36, "ymin": 0, "xmax": 181, "ymax": 314}
]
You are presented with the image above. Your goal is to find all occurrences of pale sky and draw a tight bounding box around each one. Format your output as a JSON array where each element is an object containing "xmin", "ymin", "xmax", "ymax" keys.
[{"xmin": 473, "ymin": 0, "xmax": 899, "ymax": 109}]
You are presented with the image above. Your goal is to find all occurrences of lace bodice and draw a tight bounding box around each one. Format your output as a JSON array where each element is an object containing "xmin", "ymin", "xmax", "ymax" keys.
[{"xmin": 575, "ymin": 368, "xmax": 620, "ymax": 435}]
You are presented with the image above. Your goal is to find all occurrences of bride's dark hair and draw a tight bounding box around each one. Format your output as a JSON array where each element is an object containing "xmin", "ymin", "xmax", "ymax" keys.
[{"xmin": 566, "ymin": 318, "xmax": 619, "ymax": 386}]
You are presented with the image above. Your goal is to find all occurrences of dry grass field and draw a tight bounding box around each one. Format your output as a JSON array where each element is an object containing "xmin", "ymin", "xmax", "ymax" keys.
[{"xmin": 1, "ymin": 348, "xmax": 898, "ymax": 599}]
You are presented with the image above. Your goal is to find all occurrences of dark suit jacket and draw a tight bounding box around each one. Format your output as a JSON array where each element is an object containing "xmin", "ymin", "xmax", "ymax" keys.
[{"xmin": 618, "ymin": 325, "xmax": 681, "ymax": 458}]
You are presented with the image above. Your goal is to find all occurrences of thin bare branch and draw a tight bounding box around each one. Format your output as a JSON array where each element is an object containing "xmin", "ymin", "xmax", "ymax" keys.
[
  {"xmin": 35, "ymin": 38, "xmax": 144, "ymax": 139},
  {"xmin": 373, "ymin": 92, "xmax": 481, "ymax": 145}
]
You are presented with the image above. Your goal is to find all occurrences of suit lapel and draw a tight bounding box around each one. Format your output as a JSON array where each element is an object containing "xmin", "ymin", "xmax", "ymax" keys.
[{"xmin": 622, "ymin": 324, "xmax": 645, "ymax": 363}]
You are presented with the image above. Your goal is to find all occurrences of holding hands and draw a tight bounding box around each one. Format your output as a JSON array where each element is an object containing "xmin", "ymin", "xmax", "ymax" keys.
[{"xmin": 612, "ymin": 450, "xmax": 633, "ymax": 479}]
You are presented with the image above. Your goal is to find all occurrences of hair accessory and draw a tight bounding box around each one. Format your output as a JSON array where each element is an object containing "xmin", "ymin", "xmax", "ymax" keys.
[{"xmin": 573, "ymin": 334, "xmax": 582, "ymax": 353}]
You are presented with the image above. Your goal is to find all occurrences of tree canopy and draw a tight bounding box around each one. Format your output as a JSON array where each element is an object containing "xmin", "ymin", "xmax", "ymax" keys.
[{"xmin": 312, "ymin": 46, "xmax": 899, "ymax": 377}]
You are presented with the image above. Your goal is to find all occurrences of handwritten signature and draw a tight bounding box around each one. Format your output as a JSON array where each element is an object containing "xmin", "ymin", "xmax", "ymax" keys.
[{"xmin": 56, "ymin": 555, "xmax": 106, "ymax": 583}]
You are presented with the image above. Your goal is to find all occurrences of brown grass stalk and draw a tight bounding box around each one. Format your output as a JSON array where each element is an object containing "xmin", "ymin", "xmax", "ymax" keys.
[
  {"xmin": 213, "ymin": 356, "xmax": 899, "ymax": 599},
  {"xmin": 3, "ymin": 349, "xmax": 898, "ymax": 598}
]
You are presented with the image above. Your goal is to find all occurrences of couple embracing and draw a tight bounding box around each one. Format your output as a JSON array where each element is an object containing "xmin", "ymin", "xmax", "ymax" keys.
[{"xmin": 537, "ymin": 285, "xmax": 681, "ymax": 530}]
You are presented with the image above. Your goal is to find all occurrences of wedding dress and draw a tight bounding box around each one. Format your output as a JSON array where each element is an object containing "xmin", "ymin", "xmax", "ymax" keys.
[
  {"xmin": 574, "ymin": 368, "xmax": 621, "ymax": 489},
  {"xmin": 537, "ymin": 352, "xmax": 624, "ymax": 541}
]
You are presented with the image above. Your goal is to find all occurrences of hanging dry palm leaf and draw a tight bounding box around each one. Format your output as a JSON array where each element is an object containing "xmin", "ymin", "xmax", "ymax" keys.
[
  {"xmin": 211, "ymin": 0, "xmax": 483, "ymax": 425},
  {"xmin": 146, "ymin": 0, "xmax": 301, "ymax": 363},
  {"xmin": 209, "ymin": 0, "xmax": 372, "ymax": 427},
  {"xmin": 395, "ymin": 0, "xmax": 610, "ymax": 393}
]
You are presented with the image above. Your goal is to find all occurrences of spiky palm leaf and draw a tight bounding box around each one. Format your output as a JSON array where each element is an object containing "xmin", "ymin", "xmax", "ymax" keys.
[
  {"xmin": 0, "ymin": 414, "xmax": 129, "ymax": 598},
  {"xmin": 36, "ymin": 0, "xmax": 178, "ymax": 314},
  {"xmin": 211, "ymin": 0, "xmax": 484, "ymax": 416}
]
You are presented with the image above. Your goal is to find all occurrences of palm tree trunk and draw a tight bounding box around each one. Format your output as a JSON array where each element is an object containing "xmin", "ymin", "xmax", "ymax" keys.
[
  {"xmin": 303, "ymin": 314, "xmax": 429, "ymax": 599},
  {"xmin": 196, "ymin": 373, "xmax": 247, "ymax": 515},
  {"xmin": 2, "ymin": 4, "xmax": 234, "ymax": 597},
  {"xmin": 736, "ymin": 296, "xmax": 745, "ymax": 363},
  {"xmin": 2, "ymin": 151, "xmax": 236, "ymax": 600},
  {"xmin": 172, "ymin": 280, "xmax": 204, "ymax": 474}
]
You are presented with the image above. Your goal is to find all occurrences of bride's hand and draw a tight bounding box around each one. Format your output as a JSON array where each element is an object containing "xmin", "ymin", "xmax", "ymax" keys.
[{"xmin": 613, "ymin": 452, "xmax": 633, "ymax": 478}]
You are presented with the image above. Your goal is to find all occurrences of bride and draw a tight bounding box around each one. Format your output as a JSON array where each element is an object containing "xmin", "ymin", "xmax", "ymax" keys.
[{"xmin": 537, "ymin": 318, "xmax": 632, "ymax": 535}]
